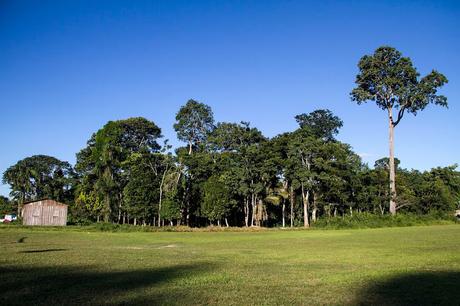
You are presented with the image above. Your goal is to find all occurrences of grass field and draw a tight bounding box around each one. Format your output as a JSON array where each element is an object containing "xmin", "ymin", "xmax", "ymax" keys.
[{"xmin": 1, "ymin": 225, "xmax": 460, "ymax": 305}]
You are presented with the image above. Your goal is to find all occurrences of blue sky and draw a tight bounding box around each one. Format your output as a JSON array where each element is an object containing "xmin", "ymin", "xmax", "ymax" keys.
[{"xmin": 1, "ymin": 0, "xmax": 459, "ymax": 197}]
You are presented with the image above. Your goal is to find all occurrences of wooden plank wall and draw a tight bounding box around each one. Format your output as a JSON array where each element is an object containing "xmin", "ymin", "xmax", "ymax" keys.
[{"xmin": 22, "ymin": 200, "xmax": 68, "ymax": 226}]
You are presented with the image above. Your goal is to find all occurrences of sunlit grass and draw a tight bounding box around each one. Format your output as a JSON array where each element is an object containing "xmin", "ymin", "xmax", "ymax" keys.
[{"xmin": 1, "ymin": 225, "xmax": 459, "ymax": 305}]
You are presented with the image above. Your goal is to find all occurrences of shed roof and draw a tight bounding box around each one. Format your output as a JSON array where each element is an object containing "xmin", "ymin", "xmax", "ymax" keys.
[{"xmin": 22, "ymin": 199, "xmax": 68, "ymax": 206}]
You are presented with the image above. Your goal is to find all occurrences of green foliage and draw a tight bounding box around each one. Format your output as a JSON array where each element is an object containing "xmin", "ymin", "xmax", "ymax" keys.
[
  {"xmin": 374, "ymin": 157, "xmax": 401, "ymax": 170},
  {"xmin": 1, "ymin": 66, "xmax": 455, "ymax": 228},
  {"xmin": 295, "ymin": 109, "xmax": 343, "ymax": 141},
  {"xmin": 314, "ymin": 212, "xmax": 457, "ymax": 229},
  {"xmin": 160, "ymin": 197, "xmax": 181, "ymax": 224},
  {"xmin": 174, "ymin": 99, "xmax": 215, "ymax": 153},
  {"xmin": 416, "ymin": 166, "xmax": 460, "ymax": 213},
  {"xmin": 350, "ymin": 46, "xmax": 448, "ymax": 121},
  {"xmin": 2, "ymin": 155, "xmax": 75, "ymax": 205},
  {"xmin": 70, "ymin": 191, "xmax": 104, "ymax": 224},
  {"xmin": 123, "ymin": 153, "xmax": 161, "ymax": 222},
  {"xmin": 350, "ymin": 46, "xmax": 449, "ymax": 215},
  {"xmin": 75, "ymin": 117, "xmax": 162, "ymax": 222},
  {"xmin": 0, "ymin": 196, "xmax": 15, "ymax": 215},
  {"xmin": 201, "ymin": 175, "xmax": 235, "ymax": 223},
  {"xmin": 347, "ymin": 163, "xmax": 460, "ymax": 216}
]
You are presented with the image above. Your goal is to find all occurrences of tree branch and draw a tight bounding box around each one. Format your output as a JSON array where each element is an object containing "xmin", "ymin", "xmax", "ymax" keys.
[
  {"xmin": 393, "ymin": 106, "xmax": 406, "ymax": 127},
  {"xmin": 395, "ymin": 202, "xmax": 412, "ymax": 210}
]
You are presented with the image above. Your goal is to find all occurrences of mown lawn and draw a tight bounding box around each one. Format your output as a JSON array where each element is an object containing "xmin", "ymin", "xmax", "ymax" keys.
[{"xmin": 1, "ymin": 225, "xmax": 459, "ymax": 305}]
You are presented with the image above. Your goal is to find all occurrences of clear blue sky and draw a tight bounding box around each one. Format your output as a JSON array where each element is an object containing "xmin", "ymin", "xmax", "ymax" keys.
[{"xmin": 1, "ymin": 0, "xmax": 459, "ymax": 197}]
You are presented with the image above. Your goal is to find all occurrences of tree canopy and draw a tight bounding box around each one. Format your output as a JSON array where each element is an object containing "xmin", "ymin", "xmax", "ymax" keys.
[
  {"xmin": 350, "ymin": 46, "xmax": 448, "ymax": 215},
  {"xmin": 174, "ymin": 99, "xmax": 215, "ymax": 154},
  {"xmin": 350, "ymin": 46, "xmax": 448, "ymax": 126},
  {"xmin": 2, "ymin": 155, "xmax": 75, "ymax": 214},
  {"xmin": 2, "ymin": 47, "xmax": 454, "ymax": 227}
]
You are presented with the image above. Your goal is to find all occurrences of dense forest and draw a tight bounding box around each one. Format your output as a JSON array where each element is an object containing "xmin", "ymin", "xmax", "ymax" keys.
[{"xmin": 2, "ymin": 47, "xmax": 458, "ymax": 227}]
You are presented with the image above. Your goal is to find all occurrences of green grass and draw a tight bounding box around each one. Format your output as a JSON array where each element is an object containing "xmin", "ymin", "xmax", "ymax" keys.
[{"xmin": 1, "ymin": 225, "xmax": 460, "ymax": 305}]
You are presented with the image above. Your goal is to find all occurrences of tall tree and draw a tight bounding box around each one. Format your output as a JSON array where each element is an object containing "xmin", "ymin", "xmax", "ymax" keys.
[
  {"xmin": 174, "ymin": 99, "xmax": 215, "ymax": 155},
  {"xmin": 351, "ymin": 46, "xmax": 448, "ymax": 214},
  {"xmin": 417, "ymin": 165, "xmax": 460, "ymax": 213},
  {"xmin": 159, "ymin": 167, "xmax": 183, "ymax": 226},
  {"xmin": 173, "ymin": 100, "xmax": 215, "ymax": 225},
  {"xmin": 287, "ymin": 110, "xmax": 347, "ymax": 226},
  {"xmin": 287, "ymin": 128, "xmax": 319, "ymax": 227},
  {"xmin": 201, "ymin": 175, "xmax": 235, "ymax": 226},
  {"xmin": 127, "ymin": 142, "xmax": 175, "ymax": 226},
  {"xmin": 270, "ymin": 132, "xmax": 294, "ymax": 227},
  {"xmin": 2, "ymin": 155, "xmax": 75, "ymax": 215},
  {"xmin": 295, "ymin": 109, "xmax": 343, "ymax": 141},
  {"xmin": 123, "ymin": 153, "xmax": 160, "ymax": 225},
  {"xmin": 76, "ymin": 117, "xmax": 162, "ymax": 222},
  {"xmin": 209, "ymin": 121, "xmax": 267, "ymax": 226}
]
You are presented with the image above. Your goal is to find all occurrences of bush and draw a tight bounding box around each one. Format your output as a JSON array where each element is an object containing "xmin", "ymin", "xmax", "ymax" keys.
[
  {"xmin": 87, "ymin": 223, "xmax": 274, "ymax": 233},
  {"xmin": 312, "ymin": 211, "xmax": 457, "ymax": 229}
]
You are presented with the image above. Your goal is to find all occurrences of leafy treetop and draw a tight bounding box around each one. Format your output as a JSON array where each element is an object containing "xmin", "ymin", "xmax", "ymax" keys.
[{"xmin": 350, "ymin": 46, "xmax": 448, "ymax": 127}]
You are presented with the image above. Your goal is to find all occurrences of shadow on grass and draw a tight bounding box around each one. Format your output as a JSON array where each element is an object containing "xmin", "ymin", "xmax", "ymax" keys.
[
  {"xmin": 354, "ymin": 271, "xmax": 460, "ymax": 306},
  {"xmin": 16, "ymin": 237, "xmax": 27, "ymax": 243},
  {"xmin": 18, "ymin": 248, "xmax": 67, "ymax": 253},
  {"xmin": 0, "ymin": 263, "xmax": 213, "ymax": 305}
]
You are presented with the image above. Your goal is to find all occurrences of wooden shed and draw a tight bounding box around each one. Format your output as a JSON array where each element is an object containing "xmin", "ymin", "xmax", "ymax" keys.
[{"xmin": 22, "ymin": 199, "xmax": 68, "ymax": 226}]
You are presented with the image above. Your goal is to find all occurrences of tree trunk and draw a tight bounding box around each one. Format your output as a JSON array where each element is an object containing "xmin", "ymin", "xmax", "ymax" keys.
[
  {"xmin": 158, "ymin": 163, "xmax": 170, "ymax": 227},
  {"xmin": 134, "ymin": 218, "xmax": 137, "ymax": 226},
  {"xmin": 158, "ymin": 184, "xmax": 162, "ymax": 227},
  {"xmin": 217, "ymin": 219, "xmax": 221, "ymax": 227},
  {"xmin": 251, "ymin": 194, "xmax": 256, "ymax": 226},
  {"xmin": 244, "ymin": 197, "xmax": 249, "ymax": 227},
  {"xmin": 18, "ymin": 193, "xmax": 24, "ymax": 217},
  {"xmin": 225, "ymin": 218, "xmax": 229, "ymax": 227},
  {"xmin": 290, "ymin": 185, "xmax": 294, "ymax": 227},
  {"xmin": 388, "ymin": 109, "xmax": 397, "ymax": 215},
  {"xmin": 301, "ymin": 183, "xmax": 309, "ymax": 228},
  {"xmin": 255, "ymin": 198, "xmax": 263, "ymax": 227},
  {"xmin": 311, "ymin": 192, "xmax": 317, "ymax": 223},
  {"xmin": 282, "ymin": 201, "xmax": 285, "ymax": 228},
  {"xmin": 312, "ymin": 207, "xmax": 317, "ymax": 222},
  {"xmin": 181, "ymin": 174, "xmax": 190, "ymax": 226},
  {"xmin": 104, "ymin": 193, "xmax": 111, "ymax": 222},
  {"xmin": 118, "ymin": 193, "xmax": 122, "ymax": 223}
]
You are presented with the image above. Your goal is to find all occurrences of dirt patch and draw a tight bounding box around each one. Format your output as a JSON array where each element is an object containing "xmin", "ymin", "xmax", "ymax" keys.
[
  {"xmin": 157, "ymin": 244, "xmax": 179, "ymax": 249},
  {"xmin": 122, "ymin": 246, "xmax": 144, "ymax": 250}
]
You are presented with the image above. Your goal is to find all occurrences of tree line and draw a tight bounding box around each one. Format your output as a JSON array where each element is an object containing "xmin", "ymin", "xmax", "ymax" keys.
[{"xmin": 2, "ymin": 46, "xmax": 457, "ymax": 227}]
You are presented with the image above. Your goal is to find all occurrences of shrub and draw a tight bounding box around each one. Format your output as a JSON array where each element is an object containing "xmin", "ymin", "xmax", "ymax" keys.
[{"xmin": 312, "ymin": 211, "xmax": 457, "ymax": 229}]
